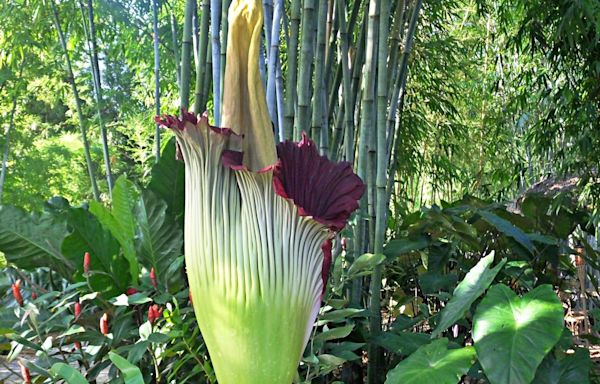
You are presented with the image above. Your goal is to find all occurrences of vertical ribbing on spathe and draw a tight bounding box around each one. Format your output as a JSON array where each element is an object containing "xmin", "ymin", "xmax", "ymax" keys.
[{"xmin": 174, "ymin": 118, "xmax": 329, "ymax": 384}]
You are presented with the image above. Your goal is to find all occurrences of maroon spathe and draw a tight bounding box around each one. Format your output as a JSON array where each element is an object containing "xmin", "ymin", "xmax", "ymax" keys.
[{"xmin": 273, "ymin": 132, "xmax": 365, "ymax": 232}]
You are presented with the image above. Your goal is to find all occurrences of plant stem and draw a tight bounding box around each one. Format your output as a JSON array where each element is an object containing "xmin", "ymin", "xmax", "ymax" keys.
[
  {"xmin": 210, "ymin": 0, "xmax": 222, "ymax": 124},
  {"xmin": 283, "ymin": 0, "xmax": 301, "ymax": 140},
  {"xmin": 170, "ymin": 13, "xmax": 181, "ymax": 89},
  {"xmin": 267, "ymin": 0, "xmax": 283, "ymax": 137},
  {"xmin": 49, "ymin": 4, "xmax": 100, "ymax": 201},
  {"xmin": 294, "ymin": 0, "xmax": 316, "ymax": 139},
  {"xmin": 152, "ymin": 0, "xmax": 161, "ymax": 162},
  {"xmin": 84, "ymin": 0, "xmax": 113, "ymax": 198},
  {"xmin": 180, "ymin": 0, "xmax": 194, "ymax": 111},
  {"xmin": 310, "ymin": 0, "xmax": 327, "ymax": 149}
]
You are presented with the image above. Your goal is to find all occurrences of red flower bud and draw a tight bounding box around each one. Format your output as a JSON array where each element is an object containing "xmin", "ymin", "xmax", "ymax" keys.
[
  {"xmin": 74, "ymin": 341, "xmax": 82, "ymax": 350},
  {"xmin": 150, "ymin": 267, "xmax": 157, "ymax": 288},
  {"xmin": 12, "ymin": 279, "xmax": 24, "ymax": 307},
  {"xmin": 148, "ymin": 304, "xmax": 162, "ymax": 325},
  {"xmin": 31, "ymin": 291, "xmax": 37, "ymax": 300},
  {"xmin": 19, "ymin": 361, "xmax": 31, "ymax": 383},
  {"xmin": 83, "ymin": 252, "xmax": 91, "ymax": 274},
  {"xmin": 126, "ymin": 287, "xmax": 139, "ymax": 295},
  {"xmin": 74, "ymin": 302, "xmax": 82, "ymax": 318},
  {"xmin": 100, "ymin": 313, "xmax": 109, "ymax": 335}
]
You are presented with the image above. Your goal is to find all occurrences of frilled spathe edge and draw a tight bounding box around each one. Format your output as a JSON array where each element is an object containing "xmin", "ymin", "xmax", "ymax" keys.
[
  {"xmin": 221, "ymin": 131, "xmax": 365, "ymax": 232},
  {"xmin": 155, "ymin": 110, "xmax": 243, "ymax": 161}
]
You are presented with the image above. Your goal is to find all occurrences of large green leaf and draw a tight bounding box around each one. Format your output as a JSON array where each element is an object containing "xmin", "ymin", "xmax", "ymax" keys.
[
  {"xmin": 109, "ymin": 351, "xmax": 145, "ymax": 384},
  {"xmin": 50, "ymin": 362, "xmax": 89, "ymax": 384},
  {"xmin": 472, "ymin": 284, "xmax": 563, "ymax": 384},
  {"xmin": 478, "ymin": 210, "xmax": 534, "ymax": 254},
  {"xmin": 90, "ymin": 176, "xmax": 139, "ymax": 282},
  {"xmin": 148, "ymin": 137, "xmax": 184, "ymax": 221},
  {"xmin": 532, "ymin": 348, "xmax": 590, "ymax": 384},
  {"xmin": 134, "ymin": 190, "xmax": 183, "ymax": 289},
  {"xmin": 431, "ymin": 253, "xmax": 506, "ymax": 338},
  {"xmin": 373, "ymin": 332, "xmax": 430, "ymax": 356},
  {"xmin": 385, "ymin": 339, "xmax": 476, "ymax": 384},
  {"xmin": 0, "ymin": 205, "xmax": 72, "ymax": 277},
  {"xmin": 61, "ymin": 207, "xmax": 128, "ymax": 297}
]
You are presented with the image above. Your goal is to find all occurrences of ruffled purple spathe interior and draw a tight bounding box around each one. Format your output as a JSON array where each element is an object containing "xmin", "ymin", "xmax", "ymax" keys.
[{"xmin": 155, "ymin": 110, "xmax": 365, "ymax": 234}]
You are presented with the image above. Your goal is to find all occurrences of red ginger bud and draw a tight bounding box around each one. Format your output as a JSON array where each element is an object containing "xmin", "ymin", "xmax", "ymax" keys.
[
  {"xmin": 12, "ymin": 279, "xmax": 24, "ymax": 307},
  {"xmin": 83, "ymin": 252, "xmax": 91, "ymax": 274},
  {"xmin": 148, "ymin": 304, "xmax": 162, "ymax": 324},
  {"xmin": 31, "ymin": 291, "xmax": 37, "ymax": 300},
  {"xmin": 100, "ymin": 313, "xmax": 109, "ymax": 335},
  {"xmin": 126, "ymin": 287, "xmax": 139, "ymax": 295},
  {"xmin": 74, "ymin": 341, "xmax": 82, "ymax": 350},
  {"xmin": 74, "ymin": 302, "xmax": 81, "ymax": 318},
  {"xmin": 19, "ymin": 361, "xmax": 31, "ymax": 383},
  {"xmin": 150, "ymin": 267, "xmax": 157, "ymax": 288}
]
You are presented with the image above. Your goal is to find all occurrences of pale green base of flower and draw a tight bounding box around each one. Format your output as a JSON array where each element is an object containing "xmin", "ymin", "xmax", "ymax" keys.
[{"xmin": 193, "ymin": 290, "xmax": 315, "ymax": 384}]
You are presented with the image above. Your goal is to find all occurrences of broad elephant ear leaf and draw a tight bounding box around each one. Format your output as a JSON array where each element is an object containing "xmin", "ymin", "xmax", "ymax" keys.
[
  {"xmin": 0, "ymin": 205, "xmax": 71, "ymax": 277},
  {"xmin": 385, "ymin": 338, "xmax": 476, "ymax": 384},
  {"xmin": 472, "ymin": 284, "xmax": 563, "ymax": 384},
  {"xmin": 533, "ymin": 348, "xmax": 590, "ymax": 384}
]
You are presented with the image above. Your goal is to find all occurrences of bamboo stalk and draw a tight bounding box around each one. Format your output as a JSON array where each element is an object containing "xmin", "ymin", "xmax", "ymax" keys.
[
  {"xmin": 152, "ymin": 0, "xmax": 161, "ymax": 162},
  {"xmin": 203, "ymin": 39, "xmax": 213, "ymax": 112},
  {"xmin": 310, "ymin": 0, "xmax": 327, "ymax": 149},
  {"xmin": 337, "ymin": 0, "xmax": 354, "ymax": 165},
  {"xmin": 85, "ymin": 0, "xmax": 114, "ymax": 198},
  {"xmin": 283, "ymin": 0, "xmax": 301, "ymax": 139},
  {"xmin": 275, "ymin": 57, "xmax": 285, "ymax": 141},
  {"xmin": 170, "ymin": 13, "xmax": 181, "ymax": 89},
  {"xmin": 219, "ymin": 0, "xmax": 231, "ymax": 114},
  {"xmin": 263, "ymin": 0, "xmax": 274, "ymax": 58},
  {"xmin": 50, "ymin": 3, "xmax": 99, "ymax": 201},
  {"xmin": 210, "ymin": 0, "xmax": 222, "ymax": 124},
  {"xmin": 294, "ymin": 0, "xmax": 316, "ymax": 139},
  {"xmin": 180, "ymin": 0, "xmax": 194, "ymax": 111},
  {"xmin": 196, "ymin": 0, "xmax": 210, "ymax": 112},
  {"xmin": 267, "ymin": 0, "xmax": 283, "ymax": 137},
  {"xmin": 369, "ymin": 0, "xmax": 391, "ymax": 381}
]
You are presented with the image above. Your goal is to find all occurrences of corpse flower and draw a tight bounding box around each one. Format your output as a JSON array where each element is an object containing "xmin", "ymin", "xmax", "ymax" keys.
[{"xmin": 155, "ymin": 1, "xmax": 364, "ymax": 383}]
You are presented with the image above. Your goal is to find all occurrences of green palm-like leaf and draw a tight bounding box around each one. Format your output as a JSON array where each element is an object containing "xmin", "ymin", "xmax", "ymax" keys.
[
  {"xmin": 90, "ymin": 176, "xmax": 139, "ymax": 282},
  {"xmin": 0, "ymin": 205, "xmax": 71, "ymax": 277},
  {"xmin": 148, "ymin": 137, "xmax": 184, "ymax": 220},
  {"xmin": 432, "ymin": 253, "xmax": 506, "ymax": 338},
  {"xmin": 134, "ymin": 189, "xmax": 183, "ymax": 289},
  {"xmin": 385, "ymin": 338, "xmax": 476, "ymax": 384},
  {"xmin": 61, "ymin": 206, "xmax": 127, "ymax": 296},
  {"xmin": 472, "ymin": 284, "xmax": 563, "ymax": 384}
]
